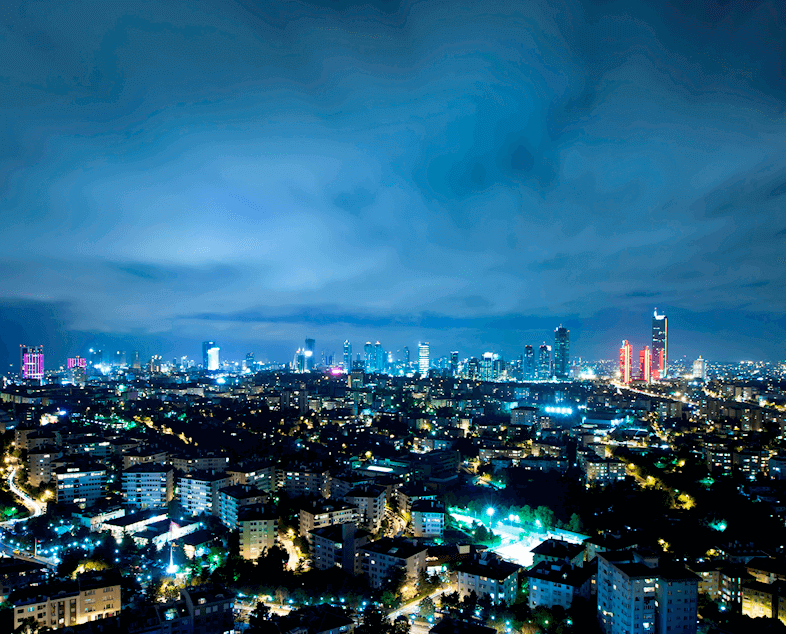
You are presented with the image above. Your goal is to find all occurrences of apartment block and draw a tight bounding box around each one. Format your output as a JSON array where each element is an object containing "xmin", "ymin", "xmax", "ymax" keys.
[
  {"xmin": 299, "ymin": 500, "xmax": 359, "ymax": 540},
  {"xmin": 121, "ymin": 463, "xmax": 174, "ymax": 509},
  {"xmin": 597, "ymin": 551, "xmax": 698, "ymax": 634},
  {"xmin": 457, "ymin": 551, "xmax": 521, "ymax": 606},
  {"xmin": 54, "ymin": 463, "xmax": 107, "ymax": 508},
  {"xmin": 360, "ymin": 537, "xmax": 428, "ymax": 589},
  {"xmin": 238, "ymin": 504, "xmax": 278, "ymax": 561},
  {"xmin": 178, "ymin": 471, "xmax": 232, "ymax": 517},
  {"xmin": 8, "ymin": 571, "xmax": 120, "ymax": 631}
]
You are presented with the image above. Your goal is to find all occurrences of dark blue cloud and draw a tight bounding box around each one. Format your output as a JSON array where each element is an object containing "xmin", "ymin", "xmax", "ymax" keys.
[{"xmin": 1, "ymin": 0, "xmax": 785, "ymax": 367}]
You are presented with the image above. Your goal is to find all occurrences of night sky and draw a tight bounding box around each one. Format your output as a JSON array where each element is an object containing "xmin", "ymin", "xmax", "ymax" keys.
[{"xmin": 2, "ymin": 0, "xmax": 786, "ymax": 369}]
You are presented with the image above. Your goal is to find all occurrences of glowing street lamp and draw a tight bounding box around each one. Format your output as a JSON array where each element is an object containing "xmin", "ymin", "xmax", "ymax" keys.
[{"xmin": 486, "ymin": 508, "xmax": 495, "ymax": 518}]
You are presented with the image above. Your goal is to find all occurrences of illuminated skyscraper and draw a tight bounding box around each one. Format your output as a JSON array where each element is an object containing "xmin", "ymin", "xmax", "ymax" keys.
[
  {"xmin": 403, "ymin": 346, "xmax": 410, "ymax": 368},
  {"xmin": 295, "ymin": 349, "xmax": 306, "ymax": 373},
  {"xmin": 132, "ymin": 350, "xmax": 141, "ymax": 370},
  {"xmin": 652, "ymin": 309, "xmax": 667, "ymax": 380},
  {"xmin": 343, "ymin": 340, "xmax": 352, "ymax": 370},
  {"xmin": 202, "ymin": 341, "xmax": 220, "ymax": 371},
  {"xmin": 620, "ymin": 340, "xmax": 632, "ymax": 384},
  {"xmin": 364, "ymin": 342, "xmax": 374, "ymax": 372},
  {"xmin": 553, "ymin": 326, "xmax": 570, "ymax": 379},
  {"xmin": 639, "ymin": 346, "xmax": 651, "ymax": 383},
  {"xmin": 537, "ymin": 344, "xmax": 551, "ymax": 380},
  {"xmin": 305, "ymin": 338, "xmax": 315, "ymax": 371},
  {"xmin": 244, "ymin": 352, "xmax": 255, "ymax": 372},
  {"xmin": 480, "ymin": 352, "xmax": 495, "ymax": 381},
  {"xmin": 450, "ymin": 351, "xmax": 459, "ymax": 377},
  {"xmin": 374, "ymin": 342, "xmax": 384, "ymax": 374},
  {"xmin": 418, "ymin": 342, "xmax": 430, "ymax": 375},
  {"xmin": 20, "ymin": 345, "xmax": 44, "ymax": 381},
  {"xmin": 693, "ymin": 356, "xmax": 707, "ymax": 381},
  {"xmin": 524, "ymin": 345, "xmax": 535, "ymax": 379}
]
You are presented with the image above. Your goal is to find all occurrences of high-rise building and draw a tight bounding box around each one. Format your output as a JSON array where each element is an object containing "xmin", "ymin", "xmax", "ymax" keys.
[
  {"xmin": 553, "ymin": 326, "xmax": 570, "ymax": 379},
  {"xmin": 343, "ymin": 340, "xmax": 352, "ymax": 370},
  {"xmin": 480, "ymin": 352, "xmax": 495, "ymax": 382},
  {"xmin": 620, "ymin": 340, "xmax": 632, "ymax": 384},
  {"xmin": 597, "ymin": 551, "xmax": 698, "ymax": 634},
  {"xmin": 450, "ymin": 351, "xmax": 459, "ymax": 377},
  {"xmin": 693, "ymin": 356, "xmax": 706, "ymax": 381},
  {"xmin": 294, "ymin": 349, "xmax": 306, "ymax": 373},
  {"xmin": 524, "ymin": 345, "xmax": 535, "ymax": 379},
  {"xmin": 202, "ymin": 341, "xmax": 219, "ymax": 371},
  {"xmin": 493, "ymin": 355, "xmax": 505, "ymax": 380},
  {"xmin": 20, "ymin": 345, "xmax": 44, "ymax": 381},
  {"xmin": 374, "ymin": 342, "xmax": 385, "ymax": 374},
  {"xmin": 364, "ymin": 342, "xmax": 374, "ymax": 372},
  {"xmin": 68, "ymin": 356, "xmax": 87, "ymax": 386},
  {"xmin": 403, "ymin": 346, "xmax": 410, "ymax": 368},
  {"xmin": 245, "ymin": 352, "xmax": 255, "ymax": 370},
  {"xmin": 639, "ymin": 346, "xmax": 651, "ymax": 383},
  {"xmin": 537, "ymin": 344, "xmax": 551, "ymax": 380},
  {"xmin": 131, "ymin": 350, "xmax": 141, "ymax": 370},
  {"xmin": 418, "ymin": 342, "xmax": 430, "ymax": 375},
  {"xmin": 652, "ymin": 309, "xmax": 667, "ymax": 380},
  {"xmin": 305, "ymin": 338, "xmax": 315, "ymax": 371},
  {"xmin": 202, "ymin": 341, "xmax": 217, "ymax": 370},
  {"xmin": 113, "ymin": 350, "xmax": 126, "ymax": 367}
]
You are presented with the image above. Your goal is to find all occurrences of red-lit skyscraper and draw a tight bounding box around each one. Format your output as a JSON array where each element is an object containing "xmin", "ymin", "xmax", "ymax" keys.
[
  {"xmin": 20, "ymin": 345, "xmax": 44, "ymax": 381},
  {"xmin": 639, "ymin": 346, "xmax": 651, "ymax": 383},
  {"xmin": 619, "ymin": 340, "xmax": 632, "ymax": 384}
]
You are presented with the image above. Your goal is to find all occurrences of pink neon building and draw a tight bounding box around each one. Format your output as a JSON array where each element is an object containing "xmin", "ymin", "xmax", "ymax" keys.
[
  {"xmin": 20, "ymin": 345, "xmax": 44, "ymax": 380},
  {"xmin": 67, "ymin": 356, "xmax": 87, "ymax": 369}
]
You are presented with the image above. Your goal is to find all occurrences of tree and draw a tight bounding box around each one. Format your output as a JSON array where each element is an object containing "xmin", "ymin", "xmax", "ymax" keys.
[
  {"xmin": 420, "ymin": 596, "xmax": 435, "ymax": 618},
  {"xmin": 567, "ymin": 513, "xmax": 583, "ymax": 533}
]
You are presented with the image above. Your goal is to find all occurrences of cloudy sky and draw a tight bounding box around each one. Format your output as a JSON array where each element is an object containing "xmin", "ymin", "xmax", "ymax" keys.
[{"xmin": 1, "ymin": 0, "xmax": 785, "ymax": 369}]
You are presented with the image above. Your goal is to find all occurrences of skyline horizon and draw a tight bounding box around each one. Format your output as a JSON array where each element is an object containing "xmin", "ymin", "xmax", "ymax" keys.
[{"xmin": 2, "ymin": 305, "xmax": 774, "ymax": 372}]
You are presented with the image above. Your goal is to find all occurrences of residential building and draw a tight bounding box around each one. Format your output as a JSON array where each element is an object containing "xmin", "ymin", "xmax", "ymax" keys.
[
  {"xmin": 121, "ymin": 463, "xmax": 174, "ymax": 509},
  {"xmin": 27, "ymin": 447, "xmax": 63, "ymax": 487},
  {"xmin": 411, "ymin": 499, "xmax": 445, "ymax": 538},
  {"xmin": 597, "ymin": 551, "xmax": 698, "ymax": 634},
  {"xmin": 528, "ymin": 560, "xmax": 594, "ymax": 610},
  {"xmin": 343, "ymin": 485, "xmax": 386, "ymax": 533},
  {"xmin": 238, "ymin": 504, "xmax": 278, "ymax": 560},
  {"xmin": 584, "ymin": 457, "xmax": 627, "ymax": 485},
  {"xmin": 216, "ymin": 485, "xmax": 267, "ymax": 529},
  {"xmin": 171, "ymin": 454, "xmax": 229, "ymax": 474},
  {"xmin": 299, "ymin": 500, "xmax": 359, "ymax": 539},
  {"xmin": 360, "ymin": 537, "xmax": 428, "ymax": 589},
  {"xmin": 311, "ymin": 523, "xmax": 369, "ymax": 575},
  {"xmin": 8, "ymin": 570, "xmax": 120, "ymax": 631},
  {"xmin": 178, "ymin": 471, "xmax": 232, "ymax": 517},
  {"xmin": 122, "ymin": 448, "xmax": 169, "ymax": 470},
  {"xmin": 457, "ymin": 551, "xmax": 521, "ymax": 606},
  {"xmin": 530, "ymin": 539, "xmax": 585, "ymax": 568},
  {"xmin": 54, "ymin": 463, "xmax": 107, "ymax": 508},
  {"xmin": 281, "ymin": 466, "xmax": 331, "ymax": 498}
]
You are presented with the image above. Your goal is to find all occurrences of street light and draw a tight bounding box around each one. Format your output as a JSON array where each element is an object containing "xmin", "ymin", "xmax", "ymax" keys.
[{"xmin": 486, "ymin": 508, "xmax": 495, "ymax": 518}]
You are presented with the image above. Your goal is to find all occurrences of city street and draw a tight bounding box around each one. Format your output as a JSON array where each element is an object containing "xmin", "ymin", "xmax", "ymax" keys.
[{"xmin": 7, "ymin": 466, "xmax": 44, "ymax": 519}]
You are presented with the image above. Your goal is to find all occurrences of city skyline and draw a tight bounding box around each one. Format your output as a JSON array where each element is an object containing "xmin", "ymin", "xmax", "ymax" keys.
[{"xmin": 2, "ymin": 3, "xmax": 786, "ymax": 633}]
